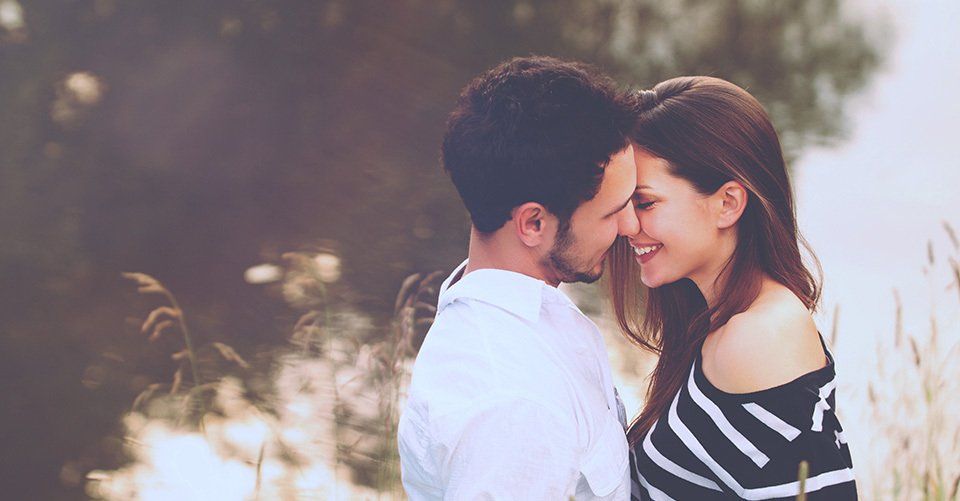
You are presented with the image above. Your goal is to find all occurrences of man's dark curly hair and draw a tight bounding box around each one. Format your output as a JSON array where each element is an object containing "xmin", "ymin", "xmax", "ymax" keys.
[{"xmin": 441, "ymin": 56, "xmax": 637, "ymax": 234}]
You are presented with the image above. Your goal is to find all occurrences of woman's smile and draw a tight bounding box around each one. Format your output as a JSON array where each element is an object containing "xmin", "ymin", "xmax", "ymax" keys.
[{"xmin": 631, "ymin": 242, "xmax": 663, "ymax": 264}]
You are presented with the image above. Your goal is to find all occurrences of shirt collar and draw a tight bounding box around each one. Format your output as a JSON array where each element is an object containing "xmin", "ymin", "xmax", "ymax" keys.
[{"xmin": 438, "ymin": 259, "xmax": 562, "ymax": 322}]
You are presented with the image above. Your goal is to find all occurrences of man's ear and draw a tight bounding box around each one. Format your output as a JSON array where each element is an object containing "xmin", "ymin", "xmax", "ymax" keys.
[
  {"xmin": 512, "ymin": 202, "xmax": 552, "ymax": 247},
  {"xmin": 715, "ymin": 180, "xmax": 748, "ymax": 229}
]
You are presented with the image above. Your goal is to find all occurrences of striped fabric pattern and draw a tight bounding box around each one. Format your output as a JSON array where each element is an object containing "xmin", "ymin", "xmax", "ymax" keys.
[{"xmin": 630, "ymin": 336, "xmax": 857, "ymax": 500}]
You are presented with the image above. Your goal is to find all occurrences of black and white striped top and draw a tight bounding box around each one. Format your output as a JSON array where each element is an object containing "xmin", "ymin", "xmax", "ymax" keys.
[{"xmin": 629, "ymin": 335, "xmax": 857, "ymax": 500}]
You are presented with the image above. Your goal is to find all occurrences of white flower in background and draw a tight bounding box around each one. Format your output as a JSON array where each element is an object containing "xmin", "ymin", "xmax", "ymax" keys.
[
  {"xmin": 51, "ymin": 71, "xmax": 105, "ymax": 125},
  {"xmin": 243, "ymin": 263, "xmax": 283, "ymax": 284},
  {"xmin": 0, "ymin": 0, "xmax": 24, "ymax": 31},
  {"xmin": 313, "ymin": 252, "xmax": 341, "ymax": 283},
  {"xmin": 64, "ymin": 72, "xmax": 104, "ymax": 105},
  {"xmin": 278, "ymin": 250, "xmax": 342, "ymax": 308}
]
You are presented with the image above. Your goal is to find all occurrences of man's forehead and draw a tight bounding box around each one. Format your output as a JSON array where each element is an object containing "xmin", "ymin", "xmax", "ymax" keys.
[
  {"xmin": 599, "ymin": 147, "xmax": 637, "ymax": 194},
  {"xmin": 579, "ymin": 146, "xmax": 637, "ymax": 212}
]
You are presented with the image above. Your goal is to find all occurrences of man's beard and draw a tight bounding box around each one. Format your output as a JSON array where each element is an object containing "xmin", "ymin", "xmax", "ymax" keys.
[{"xmin": 543, "ymin": 218, "xmax": 603, "ymax": 284}]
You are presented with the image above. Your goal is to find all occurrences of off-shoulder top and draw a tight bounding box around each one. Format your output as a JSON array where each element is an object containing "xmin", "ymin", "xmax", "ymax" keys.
[{"xmin": 629, "ymin": 334, "xmax": 857, "ymax": 500}]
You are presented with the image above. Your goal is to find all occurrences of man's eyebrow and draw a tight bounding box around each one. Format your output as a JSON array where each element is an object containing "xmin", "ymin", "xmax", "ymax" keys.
[
  {"xmin": 605, "ymin": 197, "xmax": 632, "ymax": 217},
  {"xmin": 606, "ymin": 183, "xmax": 656, "ymax": 217}
]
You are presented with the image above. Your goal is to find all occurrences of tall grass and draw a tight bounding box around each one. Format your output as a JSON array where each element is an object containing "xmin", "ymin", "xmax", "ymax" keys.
[
  {"xmin": 121, "ymin": 272, "xmax": 249, "ymax": 428},
  {"xmin": 87, "ymin": 253, "xmax": 442, "ymax": 499},
  {"xmin": 862, "ymin": 222, "xmax": 960, "ymax": 500},
  {"xmin": 88, "ymin": 222, "xmax": 959, "ymax": 499}
]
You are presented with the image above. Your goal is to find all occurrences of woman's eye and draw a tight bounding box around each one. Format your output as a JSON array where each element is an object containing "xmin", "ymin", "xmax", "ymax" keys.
[{"xmin": 636, "ymin": 201, "xmax": 654, "ymax": 210}]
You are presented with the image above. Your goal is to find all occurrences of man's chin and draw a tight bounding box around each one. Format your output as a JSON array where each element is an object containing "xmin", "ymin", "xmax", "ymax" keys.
[
  {"xmin": 575, "ymin": 273, "xmax": 602, "ymax": 285},
  {"xmin": 547, "ymin": 253, "xmax": 604, "ymax": 285},
  {"xmin": 567, "ymin": 266, "xmax": 603, "ymax": 285}
]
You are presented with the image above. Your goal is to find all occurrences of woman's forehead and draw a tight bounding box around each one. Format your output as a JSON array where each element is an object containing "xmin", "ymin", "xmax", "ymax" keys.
[{"xmin": 634, "ymin": 151, "xmax": 672, "ymax": 185}]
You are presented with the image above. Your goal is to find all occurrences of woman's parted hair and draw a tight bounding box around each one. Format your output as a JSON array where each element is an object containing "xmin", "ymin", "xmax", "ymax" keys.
[
  {"xmin": 608, "ymin": 76, "xmax": 823, "ymax": 444},
  {"xmin": 441, "ymin": 56, "xmax": 637, "ymax": 233}
]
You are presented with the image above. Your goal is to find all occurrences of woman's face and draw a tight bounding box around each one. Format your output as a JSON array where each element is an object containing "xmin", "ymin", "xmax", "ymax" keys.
[{"xmin": 627, "ymin": 148, "xmax": 726, "ymax": 289}]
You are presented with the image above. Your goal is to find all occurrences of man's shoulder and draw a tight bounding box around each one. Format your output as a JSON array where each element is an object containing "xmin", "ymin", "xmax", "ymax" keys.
[
  {"xmin": 410, "ymin": 322, "xmax": 570, "ymax": 400},
  {"xmin": 420, "ymin": 297, "xmax": 545, "ymax": 362},
  {"xmin": 408, "ymin": 307, "xmax": 573, "ymax": 409},
  {"xmin": 435, "ymin": 289, "xmax": 540, "ymax": 326}
]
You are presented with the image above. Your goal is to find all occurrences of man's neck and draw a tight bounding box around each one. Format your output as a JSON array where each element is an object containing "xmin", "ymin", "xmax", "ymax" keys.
[{"xmin": 464, "ymin": 228, "xmax": 557, "ymax": 286}]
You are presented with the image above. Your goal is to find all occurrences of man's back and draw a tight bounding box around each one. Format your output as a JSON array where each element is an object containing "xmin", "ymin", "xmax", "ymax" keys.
[{"xmin": 397, "ymin": 261, "xmax": 630, "ymax": 500}]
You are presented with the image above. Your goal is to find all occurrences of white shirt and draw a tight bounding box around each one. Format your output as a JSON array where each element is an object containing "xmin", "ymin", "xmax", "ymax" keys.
[{"xmin": 398, "ymin": 259, "xmax": 630, "ymax": 500}]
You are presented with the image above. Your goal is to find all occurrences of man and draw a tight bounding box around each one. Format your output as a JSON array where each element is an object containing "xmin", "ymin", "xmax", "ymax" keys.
[{"xmin": 398, "ymin": 56, "xmax": 639, "ymax": 500}]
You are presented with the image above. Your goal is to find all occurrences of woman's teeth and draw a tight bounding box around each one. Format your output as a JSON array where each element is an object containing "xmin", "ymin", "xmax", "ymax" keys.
[{"xmin": 632, "ymin": 244, "xmax": 662, "ymax": 256}]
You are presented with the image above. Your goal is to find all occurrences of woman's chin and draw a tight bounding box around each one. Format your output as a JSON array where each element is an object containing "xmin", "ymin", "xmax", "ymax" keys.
[
  {"xmin": 639, "ymin": 268, "xmax": 682, "ymax": 289},
  {"xmin": 639, "ymin": 272, "xmax": 663, "ymax": 289}
]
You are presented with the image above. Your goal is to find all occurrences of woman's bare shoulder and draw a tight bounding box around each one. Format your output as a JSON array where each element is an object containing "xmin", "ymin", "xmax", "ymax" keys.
[{"xmin": 704, "ymin": 285, "xmax": 826, "ymax": 394}]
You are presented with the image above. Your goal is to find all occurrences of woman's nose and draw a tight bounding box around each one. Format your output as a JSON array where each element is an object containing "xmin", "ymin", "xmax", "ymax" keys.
[{"xmin": 618, "ymin": 201, "xmax": 641, "ymax": 236}]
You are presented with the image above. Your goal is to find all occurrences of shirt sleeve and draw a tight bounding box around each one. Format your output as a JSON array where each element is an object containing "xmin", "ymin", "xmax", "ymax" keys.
[{"xmin": 439, "ymin": 395, "xmax": 582, "ymax": 500}]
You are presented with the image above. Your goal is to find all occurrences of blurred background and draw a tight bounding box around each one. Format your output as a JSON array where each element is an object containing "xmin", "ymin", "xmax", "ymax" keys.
[{"xmin": 1, "ymin": 0, "xmax": 957, "ymax": 499}]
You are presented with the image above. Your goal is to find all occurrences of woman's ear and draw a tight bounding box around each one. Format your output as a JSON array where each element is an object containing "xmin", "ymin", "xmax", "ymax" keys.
[
  {"xmin": 512, "ymin": 202, "xmax": 551, "ymax": 247},
  {"xmin": 715, "ymin": 180, "xmax": 748, "ymax": 229}
]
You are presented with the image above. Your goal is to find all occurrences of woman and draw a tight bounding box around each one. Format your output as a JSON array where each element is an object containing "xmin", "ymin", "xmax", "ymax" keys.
[{"xmin": 607, "ymin": 77, "xmax": 857, "ymax": 500}]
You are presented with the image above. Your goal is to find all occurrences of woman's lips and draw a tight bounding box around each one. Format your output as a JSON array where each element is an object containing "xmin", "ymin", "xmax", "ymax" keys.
[{"xmin": 632, "ymin": 243, "xmax": 663, "ymax": 264}]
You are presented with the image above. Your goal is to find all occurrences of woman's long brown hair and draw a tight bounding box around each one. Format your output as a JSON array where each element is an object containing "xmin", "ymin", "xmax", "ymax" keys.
[{"xmin": 608, "ymin": 77, "xmax": 823, "ymax": 446}]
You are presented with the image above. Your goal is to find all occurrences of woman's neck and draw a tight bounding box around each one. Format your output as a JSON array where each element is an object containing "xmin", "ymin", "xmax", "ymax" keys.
[
  {"xmin": 691, "ymin": 261, "xmax": 732, "ymax": 310},
  {"xmin": 689, "ymin": 234, "xmax": 739, "ymax": 309}
]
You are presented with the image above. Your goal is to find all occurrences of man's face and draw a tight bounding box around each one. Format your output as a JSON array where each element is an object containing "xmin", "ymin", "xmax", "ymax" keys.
[{"xmin": 543, "ymin": 144, "xmax": 640, "ymax": 284}]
